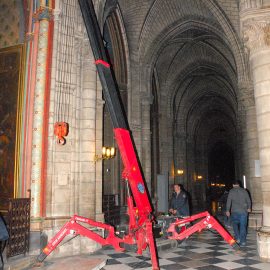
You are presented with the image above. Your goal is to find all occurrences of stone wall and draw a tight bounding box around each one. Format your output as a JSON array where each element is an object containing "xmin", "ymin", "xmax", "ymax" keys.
[{"xmin": 43, "ymin": 0, "xmax": 103, "ymax": 256}]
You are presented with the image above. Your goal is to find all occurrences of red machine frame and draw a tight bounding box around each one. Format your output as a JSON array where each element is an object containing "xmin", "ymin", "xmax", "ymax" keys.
[
  {"xmin": 37, "ymin": 128, "xmax": 160, "ymax": 270},
  {"xmin": 166, "ymin": 211, "xmax": 237, "ymax": 248}
]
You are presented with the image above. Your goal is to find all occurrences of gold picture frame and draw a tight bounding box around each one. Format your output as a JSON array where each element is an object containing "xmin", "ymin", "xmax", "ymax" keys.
[{"xmin": 0, "ymin": 44, "xmax": 25, "ymax": 211}]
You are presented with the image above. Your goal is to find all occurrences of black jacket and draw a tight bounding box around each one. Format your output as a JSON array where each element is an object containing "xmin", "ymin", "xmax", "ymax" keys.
[{"xmin": 170, "ymin": 191, "xmax": 190, "ymax": 216}]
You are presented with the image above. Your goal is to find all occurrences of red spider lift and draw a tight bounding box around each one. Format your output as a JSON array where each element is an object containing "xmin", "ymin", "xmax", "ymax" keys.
[
  {"xmin": 37, "ymin": 0, "xmax": 159, "ymax": 269},
  {"xmin": 36, "ymin": 0, "xmax": 237, "ymax": 268}
]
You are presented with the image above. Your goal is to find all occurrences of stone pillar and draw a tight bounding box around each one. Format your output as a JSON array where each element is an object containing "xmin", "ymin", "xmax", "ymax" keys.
[
  {"xmin": 239, "ymin": 83, "xmax": 261, "ymax": 205},
  {"xmin": 95, "ymin": 77, "xmax": 104, "ymax": 222},
  {"xmin": 141, "ymin": 93, "xmax": 153, "ymax": 196},
  {"xmin": 236, "ymin": 94, "xmax": 245, "ymax": 181},
  {"xmin": 174, "ymin": 130, "xmax": 187, "ymax": 186},
  {"xmin": 159, "ymin": 89, "xmax": 172, "ymax": 177},
  {"xmin": 241, "ymin": 6, "xmax": 270, "ymax": 259},
  {"xmin": 238, "ymin": 82, "xmax": 262, "ymax": 227},
  {"xmin": 129, "ymin": 55, "xmax": 143, "ymax": 162},
  {"xmin": 41, "ymin": 0, "xmax": 103, "ymax": 257},
  {"xmin": 79, "ymin": 40, "xmax": 98, "ymax": 218},
  {"xmin": 30, "ymin": 6, "xmax": 52, "ymax": 225}
]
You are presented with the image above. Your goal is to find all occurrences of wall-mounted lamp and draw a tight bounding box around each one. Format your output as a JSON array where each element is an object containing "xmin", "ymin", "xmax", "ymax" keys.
[
  {"xmin": 176, "ymin": 169, "xmax": 184, "ymax": 175},
  {"xmin": 197, "ymin": 175, "xmax": 203, "ymax": 180},
  {"xmin": 94, "ymin": 146, "xmax": 116, "ymax": 162}
]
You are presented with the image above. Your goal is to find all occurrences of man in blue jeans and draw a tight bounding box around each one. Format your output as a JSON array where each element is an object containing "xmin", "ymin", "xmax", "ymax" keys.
[{"xmin": 226, "ymin": 180, "xmax": 251, "ymax": 247}]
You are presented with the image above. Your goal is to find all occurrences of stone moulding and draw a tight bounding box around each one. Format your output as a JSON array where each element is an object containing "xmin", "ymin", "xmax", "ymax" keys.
[{"xmin": 242, "ymin": 18, "xmax": 270, "ymax": 54}]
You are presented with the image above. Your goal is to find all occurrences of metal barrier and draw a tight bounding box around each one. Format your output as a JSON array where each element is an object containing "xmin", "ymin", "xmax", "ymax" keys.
[{"xmin": 6, "ymin": 198, "xmax": 30, "ymax": 258}]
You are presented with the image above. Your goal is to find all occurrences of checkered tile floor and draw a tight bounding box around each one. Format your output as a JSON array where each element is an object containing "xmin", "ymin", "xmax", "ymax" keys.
[{"xmin": 97, "ymin": 229, "xmax": 270, "ymax": 270}]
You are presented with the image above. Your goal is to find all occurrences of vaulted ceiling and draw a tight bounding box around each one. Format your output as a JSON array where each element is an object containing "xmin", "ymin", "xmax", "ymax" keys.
[{"xmin": 118, "ymin": 0, "xmax": 245, "ymax": 184}]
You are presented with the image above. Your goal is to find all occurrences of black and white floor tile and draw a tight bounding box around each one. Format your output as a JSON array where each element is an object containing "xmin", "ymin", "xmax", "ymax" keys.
[{"xmin": 98, "ymin": 229, "xmax": 270, "ymax": 270}]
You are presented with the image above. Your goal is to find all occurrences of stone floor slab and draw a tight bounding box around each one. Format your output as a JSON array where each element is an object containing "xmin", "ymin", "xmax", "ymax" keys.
[{"xmin": 29, "ymin": 255, "xmax": 106, "ymax": 270}]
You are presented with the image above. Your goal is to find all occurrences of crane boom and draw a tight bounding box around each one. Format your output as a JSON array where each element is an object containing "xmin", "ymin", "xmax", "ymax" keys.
[
  {"xmin": 79, "ymin": 0, "xmax": 127, "ymax": 129},
  {"xmin": 78, "ymin": 0, "xmax": 152, "ymax": 215}
]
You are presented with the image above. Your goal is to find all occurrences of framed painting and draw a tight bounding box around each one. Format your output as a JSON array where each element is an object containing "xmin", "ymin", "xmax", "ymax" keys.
[{"xmin": 0, "ymin": 44, "xmax": 25, "ymax": 211}]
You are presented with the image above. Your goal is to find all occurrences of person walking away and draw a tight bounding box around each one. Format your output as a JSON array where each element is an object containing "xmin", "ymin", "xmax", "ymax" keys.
[
  {"xmin": 169, "ymin": 184, "xmax": 190, "ymax": 217},
  {"xmin": 226, "ymin": 180, "xmax": 251, "ymax": 246}
]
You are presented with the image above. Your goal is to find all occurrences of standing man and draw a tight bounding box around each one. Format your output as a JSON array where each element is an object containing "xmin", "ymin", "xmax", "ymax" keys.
[
  {"xmin": 169, "ymin": 184, "xmax": 190, "ymax": 217},
  {"xmin": 226, "ymin": 180, "xmax": 251, "ymax": 246}
]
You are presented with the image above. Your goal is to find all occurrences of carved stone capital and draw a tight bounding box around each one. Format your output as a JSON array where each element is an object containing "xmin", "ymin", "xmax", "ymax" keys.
[
  {"xmin": 242, "ymin": 18, "xmax": 270, "ymax": 54},
  {"xmin": 239, "ymin": 0, "xmax": 262, "ymax": 12},
  {"xmin": 33, "ymin": 6, "xmax": 53, "ymax": 22}
]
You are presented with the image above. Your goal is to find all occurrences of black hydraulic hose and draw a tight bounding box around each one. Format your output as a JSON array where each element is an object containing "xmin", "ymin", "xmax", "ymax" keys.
[{"xmin": 78, "ymin": 0, "xmax": 128, "ymax": 129}]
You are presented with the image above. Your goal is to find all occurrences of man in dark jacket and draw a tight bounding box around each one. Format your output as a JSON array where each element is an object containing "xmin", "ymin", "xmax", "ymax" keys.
[
  {"xmin": 226, "ymin": 180, "xmax": 251, "ymax": 246},
  {"xmin": 169, "ymin": 184, "xmax": 190, "ymax": 217}
]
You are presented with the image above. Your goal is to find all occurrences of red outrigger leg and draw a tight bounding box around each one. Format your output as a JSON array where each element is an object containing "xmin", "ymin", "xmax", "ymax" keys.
[
  {"xmin": 37, "ymin": 215, "xmax": 126, "ymax": 262},
  {"xmin": 167, "ymin": 211, "xmax": 238, "ymax": 248}
]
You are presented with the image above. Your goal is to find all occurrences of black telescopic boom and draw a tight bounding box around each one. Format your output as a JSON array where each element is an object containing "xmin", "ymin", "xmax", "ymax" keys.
[{"xmin": 78, "ymin": 0, "xmax": 128, "ymax": 129}]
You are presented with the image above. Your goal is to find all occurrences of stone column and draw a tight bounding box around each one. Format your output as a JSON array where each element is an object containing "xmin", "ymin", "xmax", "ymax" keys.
[
  {"xmin": 30, "ymin": 6, "xmax": 52, "ymax": 225},
  {"xmin": 129, "ymin": 54, "xmax": 144, "ymax": 162},
  {"xmin": 159, "ymin": 89, "xmax": 172, "ymax": 177},
  {"xmin": 174, "ymin": 130, "xmax": 187, "ymax": 186},
  {"xmin": 79, "ymin": 40, "xmax": 98, "ymax": 219},
  {"xmin": 241, "ymin": 7, "xmax": 270, "ymax": 258},
  {"xmin": 236, "ymin": 94, "xmax": 245, "ymax": 181},
  {"xmin": 95, "ymin": 77, "xmax": 104, "ymax": 222},
  {"xmin": 238, "ymin": 81, "xmax": 262, "ymax": 211},
  {"xmin": 141, "ymin": 93, "xmax": 153, "ymax": 196},
  {"xmin": 238, "ymin": 82, "xmax": 262, "ymax": 226}
]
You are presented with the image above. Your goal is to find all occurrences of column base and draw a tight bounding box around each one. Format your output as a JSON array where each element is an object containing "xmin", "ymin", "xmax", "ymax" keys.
[
  {"xmin": 29, "ymin": 218, "xmax": 44, "ymax": 255},
  {"xmin": 249, "ymin": 211, "xmax": 263, "ymax": 229},
  {"xmin": 29, "ymin": 231, "xmax": 48, "ymax": 255},
  {"xmin": 257, "ymin": 227, "xmax": 270, "ymax": 261}
]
